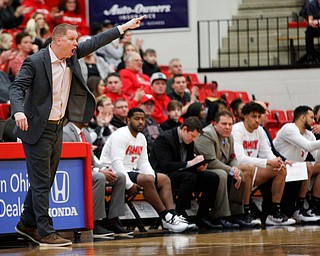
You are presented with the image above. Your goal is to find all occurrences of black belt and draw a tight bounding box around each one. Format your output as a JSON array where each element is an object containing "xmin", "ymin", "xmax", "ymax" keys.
[{"xmin": 47, "ymin": 119, "xmax": 64, "ymax": 125}]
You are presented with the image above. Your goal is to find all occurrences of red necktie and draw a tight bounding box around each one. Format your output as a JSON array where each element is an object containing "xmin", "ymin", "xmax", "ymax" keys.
[{"xmin": 80, "ymin": 131, "xmax": 86, "ymax": 142}]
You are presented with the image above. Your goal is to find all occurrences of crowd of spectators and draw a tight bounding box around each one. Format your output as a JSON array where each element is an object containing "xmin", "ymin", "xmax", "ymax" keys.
[{"xmin": 2, "ymin": 1, "xmax": 320, "ymax": 241}]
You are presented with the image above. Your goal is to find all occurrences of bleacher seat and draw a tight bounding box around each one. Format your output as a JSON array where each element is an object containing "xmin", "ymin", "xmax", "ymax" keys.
[
  {"xmin": 234, "ymin": 91, "xmax": 250, "ymax": 103},
  {"xmin": 196, "ymin": 82, "xmax": 218, "ymax": 103},
  {"xmin": 268, "ymin": 127, "xmax": 280, "ymax": 140},
  {"xmin": 286, "ymin": 110, "xmax": 294, "ymax": 122},
  {"xmin": 270, "ymin": 110, "xmax": 288, "ymax": 125},
  {"xmin": 0, "ymin": 103, "xmax": 10, "ymax": 120},
  {"xmin": 158, "ymin": 65, "xmax": 170, "ymax": 78},
  {"xmin": 183, "ymin": 73, "xmax": 200, "ymax": 91},
  {"xmin": 216, "ymin": 90, "xmax": 237, "ymax": 106}
]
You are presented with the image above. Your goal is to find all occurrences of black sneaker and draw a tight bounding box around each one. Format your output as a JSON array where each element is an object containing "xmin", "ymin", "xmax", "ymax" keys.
[
  {"xmin": 93, "ymin": 223, "xmax": 114, "ymax": 238},
  {"xmin": 218, "ymin": 218, "xmax": 240, "ymax": 229},
  {"xmin": 106, "ymin": 218, "xmax": 133, "ymax": 236},
  {"xmin": 240, "ymin": 213, "xmax": 262, "ymax": 227}
]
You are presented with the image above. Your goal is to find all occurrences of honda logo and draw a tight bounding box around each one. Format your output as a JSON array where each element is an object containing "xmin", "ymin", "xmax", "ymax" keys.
[{"xmin": 51, "ymin": 171, "xmax": 70, "ymax": 203}]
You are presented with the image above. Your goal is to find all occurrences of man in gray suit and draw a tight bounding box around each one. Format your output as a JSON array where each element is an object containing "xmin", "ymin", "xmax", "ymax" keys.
[
  {"xmin": 10, "ymin": 17, "xmax": 144, "ymax": 246},
  {"xmin": 63, "ymin": 121, "xmax": 132, "ymax": 237},
  {"xmin": 194, "ymin": 110, "xmax": 259, "ymax": 228}
]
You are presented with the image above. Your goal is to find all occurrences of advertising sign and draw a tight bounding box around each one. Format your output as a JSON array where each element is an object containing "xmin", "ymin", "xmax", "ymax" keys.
[
  {"xmin": 0, "ymin": 159, "xmax": 85, "ymax": 234},
  {"xmin": 89, "ymin": 0, "xmax": 189, "ymax": 31}
]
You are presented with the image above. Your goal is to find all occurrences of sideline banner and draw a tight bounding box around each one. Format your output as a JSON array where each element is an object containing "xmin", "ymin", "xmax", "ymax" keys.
[
  {"xmin": 89, "ymin": 0, "xmax": 189, "ymax": 31},
  {"xmin": 0, "ymin": 160, "xmax": 85, "ymax": 234}
]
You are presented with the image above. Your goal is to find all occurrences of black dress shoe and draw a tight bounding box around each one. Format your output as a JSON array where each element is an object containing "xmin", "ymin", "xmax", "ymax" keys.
[
  {"xmin": 199, "ymin": 217, "xmax": 223, "ymax": 229},
  {"xmin": 106, "ymin": 218, "xmax": 133, "ymax": 236},
  {"xmin": 218, "ymin": 218, "xmax": 240, "ymax": 229}
]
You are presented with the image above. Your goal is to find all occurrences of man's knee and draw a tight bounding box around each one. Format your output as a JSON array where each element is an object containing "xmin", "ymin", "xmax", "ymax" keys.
[
  {"xmin": 243, "ymin": 165, "xmax": 255, "ymax": 181},
  {"xmin": 138, "ymin": 174, "xmax": 155, "ymax": 187},
  {"xmin": 158, "ymin": 173, "xmax": 170, "ymax": 183},
  {"xmin": 92, "ymin": 171, "xmax": 106, "ymax": 185}
]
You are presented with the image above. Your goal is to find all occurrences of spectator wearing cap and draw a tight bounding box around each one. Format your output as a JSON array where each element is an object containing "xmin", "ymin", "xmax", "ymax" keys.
[
  {"xmin": 96, "ymin": 19, "xmax": 123, "ymax": 70},
  {"xmin": 139, "ymin": 94, "xmax": 163, "ymax": 154},
  {"xmin": 104, "ymin": 72, "xmax": 144, "ymax": 109},
  {"xmin": 119, "ymin": 51, "xmax": 150, "ymax": 100},
  {"xmin": 145, "ymin": 72, "xmax": 171, "ymax": 124}
]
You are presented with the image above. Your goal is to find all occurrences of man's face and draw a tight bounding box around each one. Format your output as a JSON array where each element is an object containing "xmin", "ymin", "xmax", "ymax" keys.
[
  {"xmin": 151, "ymin": 79, "xmax": 166, "ymax": 95},
  {"xmin": 172, "ymin": 76, "xmax": 187, "ymax": 95},
  {"xmin": 180, "ymin": 126, "xmax": 199, "ymax": 144},
  {"xmin": 113, "ymin": 101, "xmax": 129, "ymax": 119},
  {"xmin": 127, "ymin": 52, "xmax": 143, "ymax": 73},
  {"xmin": 169, "ymin": 108, "xmax": 182, "ymax": 122},
  {"xmin": 57, "ymin": 29, "xmax": 78, "ymax": 59},
  {"xmin": 304, "ymin": 110, "xmax": 315, "ymax": 131},
  {"xmin": 99, "ymin": 98, "xmax": 114, "ymax": 115},
  {"xmin": 244, "ymin": 111, "xmax": 262, "ymax": 131},
  {"xmin": 144, "ymin": 52, "xmax": 157, "ymax": 65},
  {"xmin": 107, "ymin": 76, "xmax": 122, "ymax": 94},
  {"xmin": 128, "ymin": 112, "xmax": 145, "ymax": 133},
  {"xmin": 214, "ymin": 115, "xmax": 233, "ymax": 139},
  {"xmin": 170, "ymin": 60, "xmax": 182, "ymax": 75},
  {"xmin": 140, "ymin": 101, "xmax": 155, "ymax": 116}
]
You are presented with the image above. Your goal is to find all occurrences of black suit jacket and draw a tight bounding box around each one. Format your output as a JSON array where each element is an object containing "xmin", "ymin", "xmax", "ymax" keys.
[
  {"xmin": 10, "ymin": 27, "xmax": 120, "ymax": 144},
  {"xmin": 150, "ymin": 127, "xmax": 195, "ymax": 174}
]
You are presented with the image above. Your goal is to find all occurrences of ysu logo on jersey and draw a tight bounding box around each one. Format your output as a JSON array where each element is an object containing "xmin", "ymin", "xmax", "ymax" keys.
[
  {"xmin": 126, "ymin": 145, "xmax": 143, "ymax": 155},
  {"xmin": 243, "ymin": 140, "xmax": 258, "ymax": 150}
]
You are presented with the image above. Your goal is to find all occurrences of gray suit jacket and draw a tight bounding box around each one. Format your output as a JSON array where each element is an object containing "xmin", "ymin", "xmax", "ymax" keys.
[
  {"xmin": 63, "ymin": 122, "xmax": 102, "ymax": 169},
  {"xmin": 10, "ymin": 27, "xmax": 120, "ymax": 144},
  {"xmin": 194, "ymin": 124, "xmax": 238, "ymax": 173}
]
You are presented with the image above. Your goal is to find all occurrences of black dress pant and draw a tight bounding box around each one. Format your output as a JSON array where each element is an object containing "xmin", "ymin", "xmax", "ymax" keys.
[
  {"xmin": 21, "ymin": 122, "xmax": 63, "ymax": 238},
  {"xmin": 167, "ymin": 170, "xmax": 219, "ymax": 218}
]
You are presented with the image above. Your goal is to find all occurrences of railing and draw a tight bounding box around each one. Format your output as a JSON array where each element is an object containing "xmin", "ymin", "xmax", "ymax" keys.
[{"xmin": 197, "ymin": 16, "xmax": 314, "ymax": 72}]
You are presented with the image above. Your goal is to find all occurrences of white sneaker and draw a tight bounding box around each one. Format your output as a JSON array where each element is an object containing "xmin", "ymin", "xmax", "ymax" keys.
[
  {"xmin": 293, "ymin": 209, "xmax": 320, "ymax": 223},
  {"xmin": 265, "ymin": 212, "xmax": 296, "ymax": 226},
  {"xmin": 162, "ymin": 213, "xmax": 188, "ymax": 233},
  {"xmin": 176, "ymin": 215, "xmax": 198, "ymax": 230},
  {"xmin": 307, "ymin": 209, "xmax": 320, "ymax": 219}
]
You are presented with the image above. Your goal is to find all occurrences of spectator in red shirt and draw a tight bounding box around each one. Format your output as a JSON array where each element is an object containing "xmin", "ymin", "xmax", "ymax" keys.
[
  {"xmin": 104, "ymin": 72, "xmax": 144, "ymax": 109},
  {"xmin": 147, "ymin": 72, "xmax": 171, "ymax": 124},
  {"xmin": 119, "ymin": 51, "xmax": 150, "ymax": 100},
  {"xmin": 21, "ymin": 0, "xmax": 54, "ymax": 30},
  {"xmin": 53, "ymin": 0, "xmax": 89, "ymax": 37}
]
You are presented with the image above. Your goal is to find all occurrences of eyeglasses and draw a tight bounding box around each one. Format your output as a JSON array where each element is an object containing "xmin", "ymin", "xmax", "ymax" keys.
[{"xmin": 115, "ymin": 105, "xmax": 128, "ymax": 109}]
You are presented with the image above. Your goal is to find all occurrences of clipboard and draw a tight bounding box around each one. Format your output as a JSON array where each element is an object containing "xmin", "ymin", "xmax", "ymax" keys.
[{"xmin": 178, "ymin": 158, "xmax": 215, "ymax": 171}]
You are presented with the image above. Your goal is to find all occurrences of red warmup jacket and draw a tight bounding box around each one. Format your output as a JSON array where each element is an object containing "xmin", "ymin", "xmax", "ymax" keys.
[
  {"xmin": 54, "ymin": 11, "xmax": 89, "ymax": 36},
  {"xmin": 104, "ymin": 90, "xmax": 139, "ymax": 109},
  {"xmin": 21, "ymin": 0, "xmax": 53, "ymax": 30},
  {"xmin": 119, "ymin": 69, "xmax": 151, "ymax": 100},
  {"xmin": 144, "ymin": 87, "xmax": 171, "ymax": 124}
]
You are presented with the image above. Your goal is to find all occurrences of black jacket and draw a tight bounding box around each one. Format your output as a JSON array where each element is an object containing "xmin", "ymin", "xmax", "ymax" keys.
[{"xmin": 150, "ymin": 127, "xmax": 195, "ymax": 173}]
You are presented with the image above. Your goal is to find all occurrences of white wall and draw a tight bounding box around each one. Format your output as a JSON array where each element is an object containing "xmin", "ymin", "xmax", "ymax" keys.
[
  {"xmin": 130, "ymin": 0, "xmax": 320, "ymax": 110},
  {"xmin": 131, "ymin": 0, "xmax": 241, "ymax": 73},
  {"xmin": 202, "ymin": 68, "xmax": 320, "ymax": 110}
]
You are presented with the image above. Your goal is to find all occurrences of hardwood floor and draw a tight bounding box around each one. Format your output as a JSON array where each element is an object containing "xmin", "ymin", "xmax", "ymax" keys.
[{"xmin": 1, "ymin": 225, "xmax": 320, "ymax": 255}]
